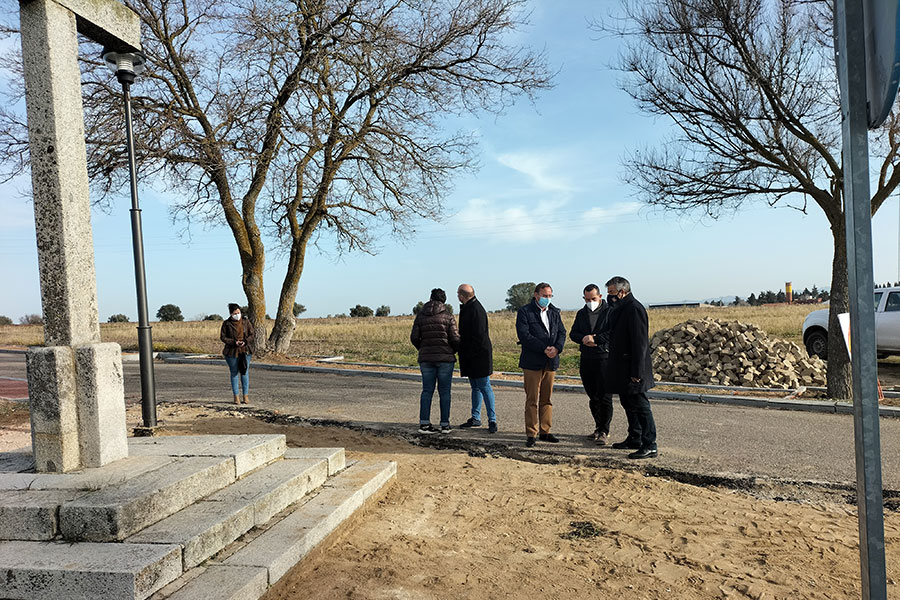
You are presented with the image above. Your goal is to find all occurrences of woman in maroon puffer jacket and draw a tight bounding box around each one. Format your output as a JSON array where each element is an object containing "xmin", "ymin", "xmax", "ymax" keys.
[{"xmin": 410, "ymin": 288, "xmax": 460, "ymax": 434}]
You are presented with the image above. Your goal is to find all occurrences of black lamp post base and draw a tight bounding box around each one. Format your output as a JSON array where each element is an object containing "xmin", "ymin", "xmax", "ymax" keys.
[{"xmin": 132, "ymin": 425, "xmax": 164, "ymax": 437}]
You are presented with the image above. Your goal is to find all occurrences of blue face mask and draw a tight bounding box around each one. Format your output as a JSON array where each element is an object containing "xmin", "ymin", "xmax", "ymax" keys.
[{"xmin": 537, "ymin": 296, "xmax": 550, "ymax": 308}]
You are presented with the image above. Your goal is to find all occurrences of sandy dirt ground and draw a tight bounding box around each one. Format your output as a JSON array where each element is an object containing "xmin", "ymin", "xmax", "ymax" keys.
[
  {"xmin": 126, "ymin": 403, "xmax": 899, "ymax": 599},
  {"xmin": 1, "ymin": 400, "xmax": 899, "ymax": 598}
]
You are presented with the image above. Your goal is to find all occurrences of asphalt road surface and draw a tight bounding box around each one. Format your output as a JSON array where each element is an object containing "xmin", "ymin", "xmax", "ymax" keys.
[{"xmin": 4, "ymin": 351, "xmax": 900, "ymax": 496}]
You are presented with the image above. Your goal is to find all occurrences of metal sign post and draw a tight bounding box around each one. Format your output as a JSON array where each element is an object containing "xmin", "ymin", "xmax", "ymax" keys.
[{"xmin": 835, "ymin": 1, "xmax": 888, "ymax": 598}]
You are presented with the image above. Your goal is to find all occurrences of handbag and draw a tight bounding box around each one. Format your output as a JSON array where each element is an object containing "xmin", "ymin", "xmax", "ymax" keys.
[{"xmin": 237, "ymin": 352, "xmax": 248, "ymax": 375}]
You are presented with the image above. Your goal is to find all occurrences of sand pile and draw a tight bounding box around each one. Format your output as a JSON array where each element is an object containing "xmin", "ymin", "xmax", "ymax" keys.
[{"xmin": 650, "ymin": 318, "xmax": 826, "ymax": 388}]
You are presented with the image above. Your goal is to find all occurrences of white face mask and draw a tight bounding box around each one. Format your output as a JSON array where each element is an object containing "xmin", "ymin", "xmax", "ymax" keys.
[
  {"xmin": 586, "ymin": 300, "xmax": 599, "ymax": 311},
  {"xmin": 231, "ymin": 313, "xmax": 241, "ymax": 320}
]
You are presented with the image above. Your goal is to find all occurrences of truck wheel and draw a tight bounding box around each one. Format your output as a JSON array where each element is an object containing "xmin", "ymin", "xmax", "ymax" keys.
[{"xmin": 805, "ymin": 330, "xmax": 828, "ymax": 360}]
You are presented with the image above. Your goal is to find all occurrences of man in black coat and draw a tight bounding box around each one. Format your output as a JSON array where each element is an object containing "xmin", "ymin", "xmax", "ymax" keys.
[
  {"xmin": 515, "ymin": 282, "xmax": 566, "ymax": 448},
  {"xmin": 605, "ymin": 276, "xmax": 658, "ymax": 459},
  {"xmin": 569, "ymin": 283, "xmax": 614, "ymax": 445},
  {"xmin": 456, "ymin": 284, "xmax": 498, "ymax": 433}
]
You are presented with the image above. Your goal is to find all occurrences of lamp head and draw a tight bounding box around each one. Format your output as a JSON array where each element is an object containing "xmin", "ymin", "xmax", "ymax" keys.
[{"xmin": 102, "ymin": 49, "xmax": 146, "ymax": 85}]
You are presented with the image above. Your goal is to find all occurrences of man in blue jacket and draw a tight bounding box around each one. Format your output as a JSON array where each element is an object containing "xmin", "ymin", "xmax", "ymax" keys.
[{"xmin": 516, "ymin": 282, "xmax": 566, "ymax": 447}]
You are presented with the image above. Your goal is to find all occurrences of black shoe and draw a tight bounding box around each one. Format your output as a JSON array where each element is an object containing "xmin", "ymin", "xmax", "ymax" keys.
[
  {"xmin": 488, "ymin": 422, "xmax": 498, "ymax": 434},
  {"xmin": 526, "ymin": 437, "xmax": 536, "ymax": 447},
  {"xmin": 538, "ymin": 433, "xmax": 559, "ymax": 443},
  {"xmin": 418, "ymin": 424, "xmax": 438, "ymax": 434},
  {"xmin": 611, "ymin": 439, "xmax": 641, "ymax": 449},
  {"xmin": 628, "ymin": 448, "xmax": 658, "ymax": 459},
  {"xmin": 460, "ymin": 418, "xmax": 482, "ymax": 428},
  {"xmin": 440, "ymin": 425, "xmax": 452, "ymax": 435}
]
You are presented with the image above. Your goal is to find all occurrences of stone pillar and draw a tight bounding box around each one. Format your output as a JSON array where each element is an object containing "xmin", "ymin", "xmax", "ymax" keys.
[
  {"xmin": 20, "ymin": 0, "xmax": 101, "ymax": 348},
  {"xmin": 19, "ymin": 0, "xmax": 138, "ymax": 472}
]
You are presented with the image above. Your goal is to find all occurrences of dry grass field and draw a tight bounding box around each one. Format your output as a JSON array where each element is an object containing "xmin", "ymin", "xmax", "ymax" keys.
[{"xmin": 0, "ymin": 303, "xmax": 823, "ymax": 376}]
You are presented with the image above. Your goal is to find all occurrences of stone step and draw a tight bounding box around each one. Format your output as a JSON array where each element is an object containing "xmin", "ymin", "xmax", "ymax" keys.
[
  {"xmin": 0, "ymin": 540, "xmax": 182, "ymax": 600},
  {"xmin": 0, "ymin": 435, "xmax": 288, "ymax": 542},
  {"xmin": 128, "ymin": 434, "xmax": 287, "ymax": 479},
  {"xmin": 154, "ymin": 460, "xmax": 396, "ymax": 600},
  {"xmin": 126, "ymin": 457, "xmax": 331, "ymax": 570},
  {"xmin": 60, "ymin": 456, "xmax": 236, "ymax": 542}
]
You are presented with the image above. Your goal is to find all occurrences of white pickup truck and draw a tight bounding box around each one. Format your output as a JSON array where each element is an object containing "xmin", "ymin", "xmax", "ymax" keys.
[{"xmin": 801, "ymin": 288, "xmax": 900, "ymax": 359}]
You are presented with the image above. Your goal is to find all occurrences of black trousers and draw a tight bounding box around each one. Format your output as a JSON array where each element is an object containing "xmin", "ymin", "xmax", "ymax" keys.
[
  {"xmin": 621, "ymin": 390, "xmax": 657, "ymax": 450},
  {"xmin": 579, "ymin": 355, "xmax": 613, "ymax": 434}
]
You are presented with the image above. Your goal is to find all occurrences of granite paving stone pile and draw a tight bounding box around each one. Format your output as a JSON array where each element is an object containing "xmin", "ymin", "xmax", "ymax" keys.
[{"xmin": 650, "ymin": 318, "xmax": 827, "ymax": 388}]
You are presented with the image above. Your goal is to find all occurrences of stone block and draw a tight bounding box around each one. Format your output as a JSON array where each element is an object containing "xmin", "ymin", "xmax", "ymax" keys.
[
  {"xmin": 0, "ymin": 540, "xmax": 181, "ymax": 600},
  {"xmin": 54, "ymin": 0, "xmax": 142, "ymax": 52},
  {"xmin": 283, "ymin": 447, "xmax": 346, "ymax": 475},
  {"xmin": 207, "ymin": 458, "xmax": 329, "ymax": 525},
  {"xmin": 20, "ymin": 0, "xmax": 102, "ymax": 349},
  {"xmin": 29, "ymin": 455, "xmax": 173, "ymax": 491},
  {"xmin": 127, "ymin": 499, "xmax": 255, "ymax": 570},
  {"xmin": 0, "ymin": 489, "xmax": 86, "ymax": 540},
  {"xmin": 26, "ymin": 346, "xmax": 81, "ymax": 473},
  {"xmin": 162, "ymin": 566, "xmax": 268, "ymax": 600},
  {"xmin": 26, "ymin": 347, "xmax": 78, "ymax": 435},
  {"xmin": 59, "ymin": 457, "xmax": 235, "ymax": 541},
  {"xmin": 129, "ymin": 434, "xmax": 286, "ymax": 478},
  {"xmin": 0, "ymin": 452, "xmax": 36, "ymax": 475},
  {"xmin": 74, "ymin": 342, "xmax": 128, "ymax": 467},
  {"xmin": 0, "ymin": 473, "xmax": 39, "ymax": 490}
]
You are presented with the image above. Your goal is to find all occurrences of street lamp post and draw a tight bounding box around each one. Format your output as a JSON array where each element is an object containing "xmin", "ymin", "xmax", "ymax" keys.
[{"xmin": 103, "ymin": 49, "xmax": 158, "ymax": 431}]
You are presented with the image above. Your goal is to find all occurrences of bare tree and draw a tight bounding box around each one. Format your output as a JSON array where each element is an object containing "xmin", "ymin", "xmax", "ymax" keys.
[
  {"xmin": 601, "ymin": 0, "xmax": 900, "ymax": 398},
  {"xmin": 0, "ymin": 0, "xmax": 551, "ymax": 354}
]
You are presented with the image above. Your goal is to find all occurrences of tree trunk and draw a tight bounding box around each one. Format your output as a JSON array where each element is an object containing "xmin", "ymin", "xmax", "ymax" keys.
[
  {"xmin": 267, "ymin": 230, "xmax": 312, "ymax": 355},
  {"xmin": 242, "ymin": 252, "xmax": 268, "ymax": 356},
  {"xmin": 826, "ymin": 221, "xmax": 852, "ymax": 399}
]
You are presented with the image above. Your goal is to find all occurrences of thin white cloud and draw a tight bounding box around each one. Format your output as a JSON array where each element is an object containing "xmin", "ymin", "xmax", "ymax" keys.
[
  {"xmin": 448, "ymin": 198, "xmax": 642, "ymax": 243},
  {"xmin": 496, "ymin": 151, "xmax": 575, "ymax": 193}
]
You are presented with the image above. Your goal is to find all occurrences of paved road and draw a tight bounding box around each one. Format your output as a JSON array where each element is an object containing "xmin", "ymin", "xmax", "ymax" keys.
[{"xmin": 3, "ymin": 351, "xmax": 900, "ymax": 493}]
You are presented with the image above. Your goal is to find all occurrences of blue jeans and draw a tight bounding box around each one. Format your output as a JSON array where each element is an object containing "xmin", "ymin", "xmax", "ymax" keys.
[
  {"xmin": 225, "ymin": 355, "xmax": 251, "ymax": 395},
  {"xmin": 468, "ymin": 376, "xmax": 496, "ymax": 423},
  {"xmin": 419, "ymin": 361, "xmax": 453, "ymax": 427}
]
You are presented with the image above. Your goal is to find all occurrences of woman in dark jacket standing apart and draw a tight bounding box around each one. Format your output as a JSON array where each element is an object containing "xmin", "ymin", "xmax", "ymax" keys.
[
  {"xmin": 220, "ymin": 303, "xmax": 255, "ymax": 404},
  {"xmin": 410, "ymin": 288, "xmax": 460, "ymax": 434}
]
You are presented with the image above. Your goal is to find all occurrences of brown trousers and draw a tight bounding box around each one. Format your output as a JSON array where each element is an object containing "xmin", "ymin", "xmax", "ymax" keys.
[{"xmin": 523, "ymin": 368, "xmax": 555, "ymax": 437}]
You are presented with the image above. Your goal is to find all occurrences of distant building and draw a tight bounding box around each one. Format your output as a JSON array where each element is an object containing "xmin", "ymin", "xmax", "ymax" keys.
[{"xmin": 648, "ymin": 301, "xmax": 701, "ymax": 309}]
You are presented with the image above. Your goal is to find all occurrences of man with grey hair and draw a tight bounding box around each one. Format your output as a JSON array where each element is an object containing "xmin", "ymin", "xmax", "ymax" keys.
[
  {"xmin": 605, "ymin": 276, "xmax": 658, "ymax": 458},
  {"xmin": 456, "ymin": 284, "xmax": 498, "ymax": 433}
]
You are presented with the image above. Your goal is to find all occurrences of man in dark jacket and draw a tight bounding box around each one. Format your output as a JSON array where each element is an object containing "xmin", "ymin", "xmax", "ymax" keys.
[
  {"xmin": 569, "ymin": 283, "xmax": 614, "ymax": 445},
  {"xmin": 605, "ymin": 276, "xmax": 657, "ymax": 459},
  {"xmin": 410, "ymin": 288, "xmax": 460, "ymax": 434},
  {"xmin": 516, "ymin": 282, "xmax": 566, "ymax": 447},
  {"xmin": 456, "ymin": 284, "xmax": 498, "ymax": 433}
]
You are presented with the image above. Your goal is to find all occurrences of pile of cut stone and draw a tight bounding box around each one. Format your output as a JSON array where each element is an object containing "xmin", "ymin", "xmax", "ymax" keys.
[{"xmin": 650, "ymin": 318, "xmax": 826, "ymax": 388}]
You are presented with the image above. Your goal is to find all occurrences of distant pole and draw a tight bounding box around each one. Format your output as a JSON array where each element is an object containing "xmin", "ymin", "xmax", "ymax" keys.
[{"xmin": 835, "ymin": 1, "xmax": 887, "ymax": 598}]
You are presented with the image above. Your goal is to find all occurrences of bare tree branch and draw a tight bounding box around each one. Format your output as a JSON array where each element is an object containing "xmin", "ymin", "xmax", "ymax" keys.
[
  {"xmin": 597, "ymin": 0, "xmax": 900, "ymax": 398},
  {"xmin": 0, "ymin": 0, "xmax": 551, "ymax": 354}
]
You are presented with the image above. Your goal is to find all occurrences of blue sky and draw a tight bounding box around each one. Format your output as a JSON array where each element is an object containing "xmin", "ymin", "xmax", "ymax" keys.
[{"xmin": 2, "ymin": 0, "xmax": 899, "ymax": 322}]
